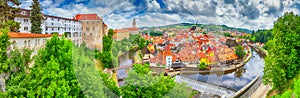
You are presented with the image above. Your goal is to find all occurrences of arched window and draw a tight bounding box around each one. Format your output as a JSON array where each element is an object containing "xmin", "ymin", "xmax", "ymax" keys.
[
  {"xmin": 38, "ymin": 39, "xmax": 40, "ymax": 45},
  {"xmin": 35, "ymin": 39, "xmax": 37, "ymax": 46},
  {"xmin": 12, "ymin": 41, "xmax": 16, "ymax": 49},
  {"xmin": 28, "ymin": 40, "xmax": 30, "ymax": 47},
  {"xmin": 24, "ymin": 40, "xmax": 27, "ymax": 47}
]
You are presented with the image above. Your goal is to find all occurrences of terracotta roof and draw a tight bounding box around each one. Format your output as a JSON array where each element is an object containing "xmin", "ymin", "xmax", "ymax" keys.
[
  {"xmin": 103, "ymin": 23, "xmax": 108, "ymax": 27},
  {"xmin": 197, "ymin": 52, "xmax": 207, "ymax": 58},
  {"xmin": 114, "ymin": 27, "xmax": 139, "ymax": 33},
  {"xmin": 178, "ymin": 49, "xmax": 198, "ymax": 62},
  {"xmin": 165, "ymin": 48, "xmax": 172, "ymax": 56},
  {"xmin": 8, "ymin": 32, "xmax": 53, "ymax": 38},
  {"xmin": 208, "ymin": 56, "xmax": 218, "ymax": 64},
  {"xmin": 218, "ymin": 53, "xmax": 238, "ymax": 61},
  {"xmin": 125, "ymin": 27, "xmax": 139, "ymax": 31},
  {"xmin": 75, "ymin": 14, "xmax": 102, "ymax": 20}
]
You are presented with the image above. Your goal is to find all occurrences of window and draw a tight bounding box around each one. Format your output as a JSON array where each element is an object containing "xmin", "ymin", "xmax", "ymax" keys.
[
  {"xmin": 86, "ymin": 27, "xmax": 89, "ymax": 31},
  {"xmin": 52, "ymin": 28, "xmax": 54, "ymax": 31},
  {"xmin": 21, "ymin": 11, "xmax": 27, "ymax": 15},
  {"xmin": 35, "ymin": 39, "xmax": 37, "ymax": 46},
  {"xmin": 24, "ymin": 19, "xmax": 28, "ymax": 22},
  {"xmin": 24, "ymin": 27, "xmax": 28, "ymax": 31},
  {"xmin": 46, "ymin": 27, "xmax": 48, "ymax": 31},
  {"xmin": 24, "ymin": 40, "xmax": 27, "ymax": 47},
  {"xmin": 90, "ymin": 33, "xmax": 92, "ymax": 36},
  {"xmin": 28, "ymin": 40, "xmax": 30, "ymax": 47},
  {"xmin": 12, "ymin": 41, "xmax": 16, "ymax": 49},
  {"xmin": 51, "ymin": 23, "xmax": 54, "ymax": 25}
]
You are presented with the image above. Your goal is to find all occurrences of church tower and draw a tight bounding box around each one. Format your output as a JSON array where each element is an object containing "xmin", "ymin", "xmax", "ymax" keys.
[{"xmin": 133, "ymin": 18, "xmax": 136, "ymax": 28}]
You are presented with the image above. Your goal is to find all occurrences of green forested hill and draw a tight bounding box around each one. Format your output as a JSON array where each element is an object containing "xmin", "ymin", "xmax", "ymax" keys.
[{"xmin": 140, "ymin": 23, "xmax": 252, "ymax": 33}]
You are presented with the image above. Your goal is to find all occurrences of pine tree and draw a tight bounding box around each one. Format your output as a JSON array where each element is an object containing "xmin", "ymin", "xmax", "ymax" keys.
[{"xmin": 30, "ymin": 0, "xmax": 43, "ymax": 34}]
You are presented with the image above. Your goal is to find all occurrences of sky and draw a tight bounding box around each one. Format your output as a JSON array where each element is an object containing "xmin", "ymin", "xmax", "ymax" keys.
[{"xmin": 18, "ymin": 0, "xmax": 300, "ymax": 30}]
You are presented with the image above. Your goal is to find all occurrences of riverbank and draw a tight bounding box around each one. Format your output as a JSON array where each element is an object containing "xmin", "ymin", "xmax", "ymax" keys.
[{"xmin": 244, "ymin": 44, "xmax": 271, "ymax": 98}]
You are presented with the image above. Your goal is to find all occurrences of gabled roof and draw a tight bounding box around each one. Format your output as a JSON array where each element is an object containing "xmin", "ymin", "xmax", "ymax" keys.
[
  {"xmin": 75, "ymin": 14, "xmax": 102, "ymax": 20},
  {"xmin": 103, "ymin": 23, "xmax": 108, "ymax": 27},
  {"xmin": 8, "ymin": 32, "xmax": 53, "ymax": 38},
  {"xmin": 17, "ymin": 8, "xmax": 30, "ymax": 17}
]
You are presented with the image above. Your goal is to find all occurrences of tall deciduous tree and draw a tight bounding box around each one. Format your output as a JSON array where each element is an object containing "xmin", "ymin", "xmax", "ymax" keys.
[
  {"xmin": 234, "ymin": 45, "xmax": 245, "ymax": 59},
  {"xmin": 3, "ymin": 34, "xmax": 85, "ymax": 97},
  {"xmin": 30, "ymin": 0, "xmax": 43, "ymax": 34},
  {"xmin": 263, "ymin": 12, "xmax": 300, "ymax": 92},
  {"xmin": 120, "ymin": 64, "xmax": 191, "ymax": 98},
  {"xmin": 0, "ymin": 28, "xmax": 10, "ymax": 73}
]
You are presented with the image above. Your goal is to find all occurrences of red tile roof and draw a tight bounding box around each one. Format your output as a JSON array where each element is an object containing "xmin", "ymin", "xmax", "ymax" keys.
[
  {"xmin": 103, "ymin": 23, "xmax": 108, "ymax": 27},
  {"xmin": 125, "ymin": 27, "xmax": 139, "ymax": 31},
  {"xmin": 197, "ymin": 52, "xmax": 207, "ymax": 58},
  {"xmin": 208, "ymin": 56, "xmax": 218, "ymax": 64},
  {"xmin": 114, "ymin": 27, "xmax": 139, "ymax": 33},
  {"xmin": 8, "ymin": 32, "xmax": 53, "ymax": 38},
  {"xmin": 75, "ymin": 14, "xmax": 102, "ymax": 20}
]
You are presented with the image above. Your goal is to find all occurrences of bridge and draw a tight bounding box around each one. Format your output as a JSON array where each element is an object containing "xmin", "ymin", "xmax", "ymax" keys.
[{"xmin": 175, "ymin": 75, "xmax": 236, "ymax": 98}]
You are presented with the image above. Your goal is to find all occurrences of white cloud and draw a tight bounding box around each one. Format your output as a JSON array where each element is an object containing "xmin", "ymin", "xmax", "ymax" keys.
[
  {"xmin": 18, "ymin": 0, "xmax": 32, "ymax": 9},
  {"xmin": 18, "ymin": 0, "xmax": 300, "ymax": 30}
]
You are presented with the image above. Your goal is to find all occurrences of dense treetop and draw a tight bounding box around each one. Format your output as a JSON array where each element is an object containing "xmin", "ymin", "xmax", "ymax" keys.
[{"xmin": 263, "ymin": 12, "xmax": 300, "ymax": 93}]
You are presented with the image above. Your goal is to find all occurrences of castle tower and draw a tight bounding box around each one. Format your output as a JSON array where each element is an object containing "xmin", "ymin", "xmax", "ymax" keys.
[{"xmin": 133, "ymin": 18, "xmax": 136, "ymax": 28}]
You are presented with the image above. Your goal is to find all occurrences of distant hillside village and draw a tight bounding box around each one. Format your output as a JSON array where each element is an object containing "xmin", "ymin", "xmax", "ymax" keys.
[{"xmin": 7, "ymin": 8, "xmax": 139, "ymax": 53}]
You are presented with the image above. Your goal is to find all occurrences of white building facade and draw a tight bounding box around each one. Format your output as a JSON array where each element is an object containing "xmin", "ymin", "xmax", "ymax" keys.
[
  {"xmin": 14, "ymin": 9, "xmax": 31, "ymax": 33},
  {"xmin": 42, "ymin": 15, "xmax": 82, "ymax": 45},
  {"xmin": 14, "ymin": 9, "xmax": 82, "ymax": 45}
]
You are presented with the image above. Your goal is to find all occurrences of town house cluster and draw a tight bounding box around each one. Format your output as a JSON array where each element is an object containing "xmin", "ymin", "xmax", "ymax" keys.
[{"xmin": 143, "ymin": 27, "xmax": 250, "ymax": 69}]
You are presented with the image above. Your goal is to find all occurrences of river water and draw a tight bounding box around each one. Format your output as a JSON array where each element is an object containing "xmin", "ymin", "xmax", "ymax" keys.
[
  {"xmin": 184, "ymin": 50, "xmax": 265, "ymax": 91},
  {"xmin": 117, "ymin": 52, "xmax": 134, "ymax": 86}
]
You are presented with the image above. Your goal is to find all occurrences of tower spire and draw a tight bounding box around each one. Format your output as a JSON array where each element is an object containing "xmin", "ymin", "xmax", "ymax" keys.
[{"xmin": 133, "ymin": 18, "xmax": 136, "ymax": 28}]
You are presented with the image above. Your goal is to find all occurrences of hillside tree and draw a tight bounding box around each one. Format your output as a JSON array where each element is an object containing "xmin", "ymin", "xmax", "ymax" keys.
[{"xmin": 263, "ymin": 12, "xmax": 300, "ymax": 92}]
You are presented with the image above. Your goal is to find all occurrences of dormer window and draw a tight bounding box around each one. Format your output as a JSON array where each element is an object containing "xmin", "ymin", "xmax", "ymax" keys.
[{"xmin": 21, "ymin": 11, "xmax": 27, "ymax": 15}]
